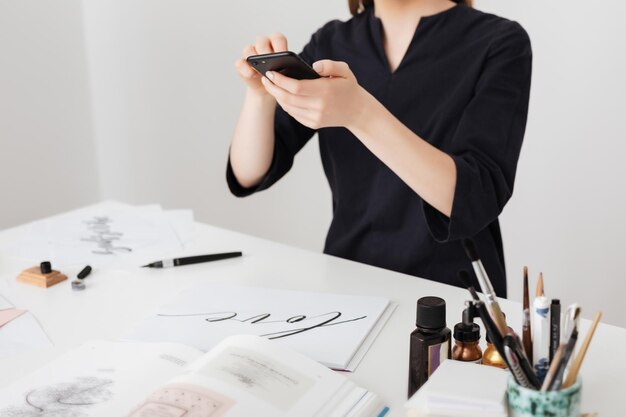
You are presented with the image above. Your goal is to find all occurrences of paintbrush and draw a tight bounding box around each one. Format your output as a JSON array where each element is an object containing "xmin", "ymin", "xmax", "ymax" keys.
[
  {"xmin": 562, "ymin": 312, "xmax": 602, "ymax": 388},
  {"xmin": 461, "ymin": 239, "xmax": 509, "ymax": 337},
  {"xmin": 563, "ymin": 304, "xmax": 582, "ymax": 342},
  {"xmin": 522, "ymin": 266, "xmax": 533, "ymax": 363},
  {"xmin": 459, "ymin": 270, "xmax": 539, "ymax": 389},
  {"xmin": 458, "ymin": 271, "xmax": 506, "ymax": 353},
  {"xmin": 548, "ymin": 328, "xmax": 578, "ymax": 390}
]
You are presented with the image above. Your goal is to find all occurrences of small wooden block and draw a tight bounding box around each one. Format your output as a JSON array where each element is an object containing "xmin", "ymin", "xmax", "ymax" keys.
[{"xmin": 17, "ymin": 266, "xmax": 67, "ymax": 288}]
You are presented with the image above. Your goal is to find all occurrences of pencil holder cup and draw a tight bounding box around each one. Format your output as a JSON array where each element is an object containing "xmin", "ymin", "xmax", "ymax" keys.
[{"xmin": 506, "ymin": 376, "xmax": 582, "ymax": 417}]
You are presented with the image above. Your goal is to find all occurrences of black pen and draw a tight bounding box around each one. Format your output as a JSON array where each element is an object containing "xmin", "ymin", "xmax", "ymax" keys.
[
  {"xmin": 550, "ymin": 299, "xmax": 561, "ymax": 363},
  {"xmin": 142, "ymin": 252, "xmax": 242, "ymax": 268}
]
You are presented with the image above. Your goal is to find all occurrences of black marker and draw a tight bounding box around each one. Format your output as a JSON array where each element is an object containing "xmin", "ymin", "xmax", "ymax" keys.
[
  {"xmin": 550, "ymin": 299, "xmax": 561, "ymax": 363},
  {"xmin": 72, "ymin": 265, "xmax": 92, "ymax": 291},
  {"xmin": 142, "ymin": 252, "xmax": 242, "ymax": 268},
  {"xmin": 77, "ymin": 265, "xmax": 92, "ymax": 279}
]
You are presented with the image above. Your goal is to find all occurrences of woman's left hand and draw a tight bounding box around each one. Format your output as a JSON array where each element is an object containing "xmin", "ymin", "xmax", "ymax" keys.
[{"xmin": 261, "ymin": 60, "xmax": 369, "ymax": 130}]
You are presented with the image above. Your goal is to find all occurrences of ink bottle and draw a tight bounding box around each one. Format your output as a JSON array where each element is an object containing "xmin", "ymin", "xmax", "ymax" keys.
[
  {"xmin": 483, "ymin": 312, "xmax": 512, "ymax": 369},
  {"xmin": 483, "ymin": 331, "xmax": 507, "ymax": 369},
  {"xmin": 452, "ymin": 303, "xmax": 482, "ymax": 363},
  {"xmin": 408, "ymin": 296, "xmax": 451, "ymax": 397}
]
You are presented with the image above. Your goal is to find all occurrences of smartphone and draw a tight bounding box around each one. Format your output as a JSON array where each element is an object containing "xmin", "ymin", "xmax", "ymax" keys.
[{"xmin": 246, "ymin": 51, "xmax": 320, "ymax": 80}]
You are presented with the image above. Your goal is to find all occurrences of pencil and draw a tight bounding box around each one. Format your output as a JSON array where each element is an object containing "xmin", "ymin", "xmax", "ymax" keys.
[
  {"xmin": 536, "ymin": 273, "xmax": 544, "ymax": 297},
  {"xmin": 522, "ymin": 266, "xmax": 533, "ymax": 363},
  {"xmin": 541, "ymin": 344, "xmax": 565, "ymax": 391},
  {"xmin": 562, "ymin": 312, "xmax": 602, "ymax": 388}
]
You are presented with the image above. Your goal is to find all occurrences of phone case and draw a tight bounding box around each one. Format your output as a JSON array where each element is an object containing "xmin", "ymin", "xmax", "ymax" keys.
[{"xmin": 247, "ymin": 52, "xmax": 320, "ymax": 80}]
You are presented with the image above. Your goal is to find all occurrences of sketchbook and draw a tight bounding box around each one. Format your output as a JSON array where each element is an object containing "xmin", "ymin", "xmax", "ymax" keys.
[
  {"xmin": 0, "ymin": 336, "xmax": 389, "ymax": 417},
  {"xmin": 124, "ymin": 285, "xmax": 396, "ymax": 371}
]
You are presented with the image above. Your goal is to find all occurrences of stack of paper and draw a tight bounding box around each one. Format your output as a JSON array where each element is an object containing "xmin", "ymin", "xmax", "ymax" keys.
[
  {"xmin": 405, "ymin": 360, "xmax": 508, "ymax": 417},
  {"xmin": 4, "ymin": 203, "xmax": 195, "ymax": 268},
  {"xmin": 124, "ymin": 285, "xmax": 396, "ymax": 371}
]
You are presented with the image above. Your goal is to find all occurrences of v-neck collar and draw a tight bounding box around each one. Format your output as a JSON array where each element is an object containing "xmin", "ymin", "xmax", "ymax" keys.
[{"xmin": 366, "ymin": 3, "xmax": 464, "ymax": 75}]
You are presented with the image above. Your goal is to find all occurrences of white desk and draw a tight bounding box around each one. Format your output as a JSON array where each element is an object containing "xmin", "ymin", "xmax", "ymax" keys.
[{"xmin": 0, "ymin": 203, "xmax": 623, "ymax": 416}]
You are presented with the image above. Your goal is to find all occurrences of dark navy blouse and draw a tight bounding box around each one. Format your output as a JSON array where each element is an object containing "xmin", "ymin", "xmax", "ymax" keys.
[{"xmin": 227, "ymin": 3, "xmax": 532, "ymax": 297}]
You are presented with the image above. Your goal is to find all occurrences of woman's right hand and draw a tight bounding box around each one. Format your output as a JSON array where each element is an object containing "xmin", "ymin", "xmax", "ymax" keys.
[{"xmin": 235, "ymin": 33, "xmax": 288, "ymax": 97}]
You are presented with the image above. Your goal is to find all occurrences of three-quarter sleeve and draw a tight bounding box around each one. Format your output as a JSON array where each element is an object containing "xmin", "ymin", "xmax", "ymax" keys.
[
  {"xmin": 423, "ymin": 21, "xmax": 532, "ymax": 242},
  {"xmin": 226, "ymin": 26, "xmax": 331, "ymax": 197}
]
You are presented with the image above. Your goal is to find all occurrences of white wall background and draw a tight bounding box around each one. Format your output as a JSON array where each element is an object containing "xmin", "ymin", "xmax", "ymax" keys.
[
  {"xmin": 0, "ymin": 0, "xmax": 99, "ymax": 228},
  {"xmin": 1, "ymin": 1, "xmax": 625, "ymax": 326}
]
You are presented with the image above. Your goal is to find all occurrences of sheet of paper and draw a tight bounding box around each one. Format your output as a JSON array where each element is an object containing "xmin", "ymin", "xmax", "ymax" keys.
[
  {"xmin": 165, "ymin": 209, "xmax": 196, "ymax": 244},
  {"xmin": 0, "ymin": 312, "xmax": 53, "ymax": 357},
  {"xmin": 124, "ymin": 285, "xmax": 392, "ymax": 371},
  {"xmin": 0, "ymin": 308, "xmax": 26, "ymax": 327},
  {"xmin": 5, "ymin": 204, "xmax": 186, "ymax": 268},
  {"xmin": 0, "ymin": 340, "xmax": 203, "ymax": 417},
  {"xmin": 0, "ymin": 294, "xmax": 14, "ymax": 310}
]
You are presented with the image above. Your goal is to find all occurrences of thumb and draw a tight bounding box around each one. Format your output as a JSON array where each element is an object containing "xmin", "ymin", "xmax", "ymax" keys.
[{"xmin": 313, "ymin": 60, "xmax": 352, "ymax": 78}]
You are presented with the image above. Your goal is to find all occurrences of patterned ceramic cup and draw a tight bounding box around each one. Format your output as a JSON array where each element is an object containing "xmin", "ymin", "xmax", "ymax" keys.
[{"xmin": 507, "ymin": 376, "xmax": 582, "ymax": 417}]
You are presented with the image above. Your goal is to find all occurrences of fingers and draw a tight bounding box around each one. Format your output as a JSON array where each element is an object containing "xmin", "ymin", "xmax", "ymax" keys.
[
  {"xmin": 242, "ymin": 44, "xmax": 258, "ymax": 59},
  {"xmin": 265, "ymin": 71, "xmax": 316, "ymax": 96},
  {"xmin": 261, "ymin": 77, "xmax": 311, "ymax": 110},
  {"xmin": 235, "ymin": 33, "xmax": 287, "ymax": 91},
  {"xmin": 235, "ymin": 58, "xmax": 257, "ymax": 79},
  {"xmin": 236, "ymin": 44, "xmax": 259, "ymax": 78},
  {"xmin": 255, "ymin": 36, "xmax": 273, "ymax": 54},
  {"xmin": 248, "ymin": 33, "xmax": 288, "ymax": 57},
  {"xmin": 268, "ymin": 32, "xmax": 288, "ymax": 52},
  {"xmin": 280, "ymin": 106, "xmax": 317, "ymax": 128},
  {"xmin": 312, "ymin": 60, "xmax": 352, "ymax": 78}
]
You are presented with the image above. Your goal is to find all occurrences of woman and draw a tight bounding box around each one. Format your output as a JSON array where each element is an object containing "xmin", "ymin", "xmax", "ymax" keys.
[{"xmin": 227, "ymin": 0, "xmax": 532, "ymax": 297}]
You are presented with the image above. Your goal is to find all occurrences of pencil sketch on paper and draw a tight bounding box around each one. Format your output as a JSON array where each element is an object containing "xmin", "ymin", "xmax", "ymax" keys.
[
  {"xmin": 126, "ymin": 383, "xmax": 234, "ymax": 417},
  {"xmin": 203, "ymin": 346, "xmax": 313, "ymax": 411},
  {"xmin": 0, "ymin": 376, "xmax": 114, "ymax": 417},
  {"xmin": 81, "ymin": 216, "xmax": 132, "ymax": 255}
]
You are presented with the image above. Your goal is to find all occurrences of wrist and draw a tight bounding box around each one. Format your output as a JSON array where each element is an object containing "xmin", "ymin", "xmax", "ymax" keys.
[
  {"xmin": 347, "ymin": 87, "xmax": 381, "ymax": 133},
  {"xmin": 245, "ymin": 86, "xmax": 275, "ymax": 104}
]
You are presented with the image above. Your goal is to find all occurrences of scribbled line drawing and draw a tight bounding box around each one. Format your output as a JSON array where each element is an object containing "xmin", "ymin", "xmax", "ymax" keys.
[
  {"xmin": 157, "ymin": 311, "xmax": 368, "ymax": 339},
  {"xmin": 0, "ymin": 376, "xmax": 114, "ymax": 417},
  {"xmin": 232, "ymin": 371, "xmax": 256, "ymax": 388},
  {"xmin": 81, "ymin": 216, "xmax": 132, "ymax": 255},
  {"xmin": 158, "ymin": 353, "xmax": 189, "ymax": 368}
]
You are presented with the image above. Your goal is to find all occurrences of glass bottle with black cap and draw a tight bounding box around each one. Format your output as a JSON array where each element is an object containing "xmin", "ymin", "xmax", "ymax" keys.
[{"xmin": 408, "ymin": 296, "xmax": 451, "ymax": 397}]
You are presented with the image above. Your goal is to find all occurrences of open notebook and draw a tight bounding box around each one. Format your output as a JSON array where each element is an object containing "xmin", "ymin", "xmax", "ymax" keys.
[{"xmin": 0, "ymin": 335, "xmax": 389, "ymax": 417}]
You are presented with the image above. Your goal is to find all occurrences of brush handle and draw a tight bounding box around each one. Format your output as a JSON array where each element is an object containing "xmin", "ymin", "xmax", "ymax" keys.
[
  {"xmin": 522, "ymin": 306, "xmax": 533, "ymax": 363},
  {"xmin": 488, "ymin": 301, "xmax": 510, "ymax": 338},
  {"xmin": 470, "ymin": 261, "xmax": 508, "ymax": 336},
  {"xmin": 504, "ymin": 335, "xmax": 541, "ymax": 390},
  {"xmin": 474, "ymin": 301, "xmax": 507, "ymax": 359},
  {"xmin": 504, "ymin": 345, "xmax": 533, "ymax": 388},
  {"xmin": 548, "ymin": 329, "xmax": 578, "ymax": 390},
  {"xmin": 562, "ymin": 312, "xmax": 602, "ymax": 388},
  {"xmin": 507, "ymin": 331, "xmax": 541, "ymax": 389},
  {"xmin": 541, "ymin": 344, "xmax": 564, "ymax": 391}
]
